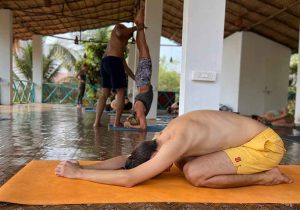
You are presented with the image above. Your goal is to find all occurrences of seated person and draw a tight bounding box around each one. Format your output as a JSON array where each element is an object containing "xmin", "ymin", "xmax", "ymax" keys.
[
  {"xmin": 110, "ymin": 96, "xmax": 132, "ymax": 112},
  {"xmin": 104, "ymin": 90, "xmax": 116, "ymax": 112},
  {"xmin": 252, "ymin": 107, "xmax": 294, "ymax": 126},
  {"xmin": 262, "ymin": 107, "xmax": 293, "ymax": 125},
  {"xmin": 167, "ymin": 102, "xmax": 179, "ymax": 114}
]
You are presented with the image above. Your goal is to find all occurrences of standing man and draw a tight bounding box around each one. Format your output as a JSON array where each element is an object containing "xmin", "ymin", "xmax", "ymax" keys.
[{"xmin": 93, "ymin": 24, "xmax": 136, "ymax": 127}]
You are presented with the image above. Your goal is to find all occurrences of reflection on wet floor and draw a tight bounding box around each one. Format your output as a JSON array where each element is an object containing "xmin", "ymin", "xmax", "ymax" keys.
[
  {"xmin": 0, "ymin": 104, "xmax": 170, "ymax": 186},
  {"xmin": 1, "ymin": 104, "xmax": 300, "ymax": 187}
]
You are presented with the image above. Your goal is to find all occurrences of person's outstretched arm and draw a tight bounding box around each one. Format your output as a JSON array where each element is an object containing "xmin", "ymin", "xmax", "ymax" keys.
[
  {"xmin": 55, "ymin": 140, "xmax": 182, "ymax": 187},
  {"xmin": 81, "ymin": 155, "xmax": 129, "ymax": 170},
  {"xmin": 123, "ymin": 59, "xmax": 135, "ymax": 81}
]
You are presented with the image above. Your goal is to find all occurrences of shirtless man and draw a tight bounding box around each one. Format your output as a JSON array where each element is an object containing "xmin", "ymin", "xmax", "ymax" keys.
[
  {"xmin": 93, "ymin": 23, "xmax": 137, "ymax": 127},
  {"xmin": 56, "ymin": 110, "xmax": 292, "ymax": 188},
  {"xmin": 123, "ymin": 8, "xmax": 153, "ymax": 130}
]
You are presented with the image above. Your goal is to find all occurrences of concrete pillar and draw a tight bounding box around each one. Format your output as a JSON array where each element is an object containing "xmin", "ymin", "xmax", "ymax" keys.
[
  {"xmin": 144, "ymin": 0, "xmax": 163, "ymax": 119},
  {"xmin": 0, "ymin": 9, "xmax": 13, "ymax": 105},
  {"xmin": 32, "ymin": 35, "xmax": 43, "ymax": 103},
  {"xmin": 127, "ymin": 43, "xmax": 137, "ymax": 103},
  {"xmin": 179, "ymin": 0, "xmax": 226, "ymax": 115},
  {"xmin": 295, "ymin": 27, "xmax": 300, "ymax": 123}
]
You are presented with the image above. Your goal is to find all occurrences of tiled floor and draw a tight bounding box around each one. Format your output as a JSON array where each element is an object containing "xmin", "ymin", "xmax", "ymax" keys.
[{"xmin": 0, "ymin": 104, "xmax": 299, "ymax": 210}]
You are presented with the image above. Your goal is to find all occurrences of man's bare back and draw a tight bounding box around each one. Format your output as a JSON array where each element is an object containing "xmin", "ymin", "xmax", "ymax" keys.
[
  {"xmin": 105, "ymin": 24, "xmax": 132, "ymax": 57},
  {"xmin": 157, "ymin": 110, "xmax": 267, "ymax": 158}
]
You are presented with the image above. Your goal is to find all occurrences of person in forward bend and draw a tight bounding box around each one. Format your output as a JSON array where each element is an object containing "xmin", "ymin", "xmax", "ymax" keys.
[{"xmin": 56, "ymin": 110, "xmax": 292, "ymax": 188}]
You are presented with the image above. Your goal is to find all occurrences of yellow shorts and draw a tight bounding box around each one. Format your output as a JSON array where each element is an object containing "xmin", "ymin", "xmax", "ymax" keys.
[{"xmin": 224, "ymin": 128, "xmax": 285, "ymax": 174}]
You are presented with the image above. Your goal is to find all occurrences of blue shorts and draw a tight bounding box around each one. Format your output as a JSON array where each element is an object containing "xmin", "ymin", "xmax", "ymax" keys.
[{"xmin": 100, "ymin": 56, "xmax": 127, "ymax": 89}]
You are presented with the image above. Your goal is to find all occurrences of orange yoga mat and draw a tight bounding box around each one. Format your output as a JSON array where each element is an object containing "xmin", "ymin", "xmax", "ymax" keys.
[{"xmin": 0, "ymin": 160, "xmax": 299, "ymax": 205}]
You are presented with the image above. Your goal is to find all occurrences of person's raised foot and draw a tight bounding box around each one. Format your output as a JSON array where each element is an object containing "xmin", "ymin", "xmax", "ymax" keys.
[
  {"xmin": 134, "ymin": 7, "xmax": 145, "ymax": 26},
  {"xmin": 262, "ymin": 167, "xmax": 293, "ymax": 185}
]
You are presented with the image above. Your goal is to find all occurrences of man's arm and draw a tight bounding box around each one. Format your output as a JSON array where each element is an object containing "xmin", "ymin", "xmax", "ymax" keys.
[
  {"xmin": 55, "ymin": 140, "xmax": 184, "ymax": 187},
  {"xmin": 81, "ymin": 155, "xmax": 129, "ymax": 170},
  {"xmin": 123, "ymin": 59, "xmax": 135, "ymax": 80},
  {"xmin": 76, "ymin": 70, "xmax": 82, "ymax": 80}
]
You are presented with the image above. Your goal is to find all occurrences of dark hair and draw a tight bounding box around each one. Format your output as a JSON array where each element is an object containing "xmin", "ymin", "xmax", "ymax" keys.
[{"xmin": 125, "ymin": 140, "xmax": 158, "ymax": 169}]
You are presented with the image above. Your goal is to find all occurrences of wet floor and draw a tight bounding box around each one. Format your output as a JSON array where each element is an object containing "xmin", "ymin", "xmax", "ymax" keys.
[
  {"xmin": 0, "ymin": 104, "xmax": 174, "ymax": 186},
  {"xmin": 0, "ymin": 104, "xmax": 300, "ymax": 209}
]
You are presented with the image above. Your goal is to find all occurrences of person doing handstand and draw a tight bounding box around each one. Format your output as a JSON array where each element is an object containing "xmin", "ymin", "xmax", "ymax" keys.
[
  {"xmin": 122, "ymin": 8, "xmax": 153, "ymax": 130},
  {"xmin": 56, "ymin": 110, "xmax": 292, "ymax": 188}
]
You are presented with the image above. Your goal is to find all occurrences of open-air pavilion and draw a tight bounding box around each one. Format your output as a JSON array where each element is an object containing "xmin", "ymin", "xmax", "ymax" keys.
[{"xmin": 1, "ymin": 0, "xmax": 300, "ymax": 208}]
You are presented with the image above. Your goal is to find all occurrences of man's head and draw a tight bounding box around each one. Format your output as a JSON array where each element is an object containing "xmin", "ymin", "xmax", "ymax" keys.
[
  {"xmin": 115, "ymin": 23, "xmax": 133, "ymax": 40},
  {"xmin": 126, "ymin": 114, "xmax": 140, "ymax": 125},
  {"xmin": 125, "ymin": 140, "xmax": 158, "ymax": 169}
]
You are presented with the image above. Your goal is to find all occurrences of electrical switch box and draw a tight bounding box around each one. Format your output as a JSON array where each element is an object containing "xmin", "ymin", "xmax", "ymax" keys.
[{"xmin": 191, "ymin": 71, "xmax": 217, "ymax": 82}]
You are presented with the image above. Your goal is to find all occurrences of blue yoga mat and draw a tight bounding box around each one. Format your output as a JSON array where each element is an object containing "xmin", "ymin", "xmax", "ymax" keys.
[
  {"xmin": 85, "ymin": 108, "xmax": 96, "ymax": 112},
  {"xmin": 0, "ymin": 117, "xmax": 11, "ymax": 121},
  {"xmin": 108, "ymin": 124, "xmax": 165, "ymax": 132},
  {"xmin": 84, "ymin": 108, "xmax": 114, "ymax": 113}
]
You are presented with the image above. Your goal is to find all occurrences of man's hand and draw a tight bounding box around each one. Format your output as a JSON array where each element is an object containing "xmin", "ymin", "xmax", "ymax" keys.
[
  {"xmin": 55, "ymin": 160, "xmax": 82, "ymax": 179},
  {"xmin": 124, "ymin": 121, "xmax": 131, "ymax": 128}
]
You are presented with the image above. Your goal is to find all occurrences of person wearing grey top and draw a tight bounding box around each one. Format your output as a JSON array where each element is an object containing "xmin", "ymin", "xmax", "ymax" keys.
[{"xmin": 123, "ymin": 8, "xmax": 154, "ymax": 130}]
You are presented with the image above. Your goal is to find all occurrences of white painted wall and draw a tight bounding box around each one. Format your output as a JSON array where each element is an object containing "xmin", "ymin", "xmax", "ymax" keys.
[
  {"xmin": 220, "ymin": 32, "xmax": 243, "ymax": 112},
  {"xmin": 179, "ymin": 0, "xmax": 226, "ymax": 115},
  {"xmin": 0, "ymin": 9, "xmax": 13, "ymax": 105},
  {"xmin": 221, "ymin": 31, "xmax": 291, "ymax": 115}
]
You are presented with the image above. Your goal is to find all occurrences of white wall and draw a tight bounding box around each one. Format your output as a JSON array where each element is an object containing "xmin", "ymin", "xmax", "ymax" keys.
[
  {"xmin": 221, "ymin": 32, "xmax": 291, "ymax": 115},
  {"xmin": 221, "ymin": 32, "xmax": 243, "ymax": 111},
  {"xmin": 239, "ymin": 32, "xmax": 290, "ymax": 115}
]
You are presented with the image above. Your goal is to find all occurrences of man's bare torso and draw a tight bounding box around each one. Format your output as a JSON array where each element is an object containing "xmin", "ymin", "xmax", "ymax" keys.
[
  {"xmin": 157, "ymin": 110, "xmax": 267, "ymax": 160},
  {"xmin": 105, "ymin": 25, "xmax": 129, "ymax": 58}
]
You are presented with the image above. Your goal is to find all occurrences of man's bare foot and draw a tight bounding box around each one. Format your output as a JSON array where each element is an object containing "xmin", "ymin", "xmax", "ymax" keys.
[{"xmin": 262, "ymin": 167, "xmax": 293, "ymax": 185}]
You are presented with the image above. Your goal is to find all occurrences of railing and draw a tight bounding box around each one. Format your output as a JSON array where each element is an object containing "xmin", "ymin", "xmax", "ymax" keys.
[
  {"xmin": 157, "ymin": 91, "xmax": 179, "ymax": 110},
  {"xmin": 10, "ymin": 80, "xmax": 179, "ymax": 108},
  {"xmin": 42, "ymin": 83, "xmax": 98, "ymax": 106},
  {"xmin": 12, "ymin": 80, "xmax": 35, "ymax": 104}
]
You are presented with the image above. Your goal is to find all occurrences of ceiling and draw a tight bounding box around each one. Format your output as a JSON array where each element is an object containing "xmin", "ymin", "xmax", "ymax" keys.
[{"xmin": 1, "ymin": 0, "xmax": 300, "ymax": 51}]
